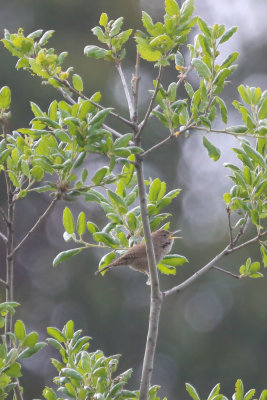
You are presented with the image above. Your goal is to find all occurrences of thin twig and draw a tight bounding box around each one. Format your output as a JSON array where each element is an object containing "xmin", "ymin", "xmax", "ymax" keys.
[
  {"xmin": 195, "ymin": 125, "xmax": 266, "ymax": 139},
  {"xmin": 54, "ymin": 76, "xmax": 135, "ymax": 128},
  {"xmin": 116, "ymin": 63, "xmax": 134, "ymax": 120},
  {"xmin": 0, "ymin": 278, "xmax": 8, "ymax": 287},
  {"xmin": 14, "ymin": 380, "xmax": 24, "ymax": 400},
  {"xmin": 225, "ymin": 231, "xmax": 266, "ymax": 255},
  {"xmin": 132, "ymin": 51, "xmax": 140, "ymax": 124},
  {"xmin": 226, "ymin": 207, "xmax": 234, "ymax": 247},
  {"xmin": 141, "ymin": 122, "xmax": 195, "ymax": 158},
  {"xmin": 163, "ymin": 231, "xmax": 266, "ymax": 297},
  {"xmin": 136, "ymin": 66, "xmax": 163, "ymax": 140},
  {"xmin": 10, "ymin": 197, "xmax": 58, "ymax": 257},
  {"xmin": 0, "ymin": 231, "xmax": 7, "ymax": 243},
  {"xmin": 0, "ymin": 206, "xmax": 8, "ymax": 224},
  {"xmin": 232, "ymin": 213, "xmax": 249, "ymax": 247},
  {"xmin": 213, "ymin": 265, "xmax": 241, "ymax": 279},
  {"xmin": 102, "ymin": 123, "xmax": 123, "ymax": 139}
]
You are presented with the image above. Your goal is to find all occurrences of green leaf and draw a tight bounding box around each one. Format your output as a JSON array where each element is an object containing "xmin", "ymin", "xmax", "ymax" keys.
[
  {"xmin": 47, "ymin": 327, "xmax": 66, "ymax": 342},
  {"xmin": 238, "ymin": 85, "xmax": 251, "ymax": 104},
  {"xmin": 149, "ymin": 178, "xmax": 162, "ymax": 202},
  {"xmin": 227, "ymin": 125, "xmax": 248, "ymax": 134},
  {"xmin": 234, "ymin": 379, "xmax": 244, "ymax": 400},
  {"xmin": 0, "ymin": 86, "xmax": 11, "ymax": 109},
  {"xmin": 39, "ymin": 30, "xmax": 54, "ymax": 46},
  {"xmin": 98, "ymin": 251, "xmax": 117, "ymax": 274},
  {"xmin": 77, "ymin": 212, "xmax": 86, "ymax": 236},
  {"xmin": 242, "ymin": 143, "xmax": 266, "ymax": 168},
  {"xmin": 61, "ymin": 367, "xmax": 83, "ymax": 381},
  {"xmin": 99, "ymin": 12, "xmax": 108, "ymax": 27},
  {"xmin": 261, "ymin": 246, "xmax": 267, "ymax": 267},
  {"xmin": 216, "ymin": 96, "xmax": 228, "ymax": 123},
  {"xmin": 157, "ymin": 263, "xmax": 176, "ymax": 275},
  {"xmin": 53, "ymin": 248, "xmax": 82, "ymax": 267},
  {"xmin": 192, "ymin": 58, "xmax": 211, "ymax": 78},
  {"xmin": 198, "ymin": 17, "xmax": 211, "ymax": 37},
  {"xmin": 107, "ymin": 190, "xmax": 127, "ymax": 213},
  {"xmin": 43, "ymin": 387, "xmax": 57, "ymax": 400},
  {"xmin": 223, "ymin": 193, "xmax": 231, "ymax": 204},
  {"xmin": 5, "ymin": 362, "xmax": 21, "ymax": 378},
  {"xmin": 175, "ymin": 51, "xmax": 184, "ymax": 67},
  {"xmin": 110, "ymin": 17, "xmax": 124, "ymax": 36},
  {"xmin": 221, "ymin": 52, "xmax": 239, "ymax": 68},
  {"xmin": 92, "ymin": 166, "xmax": 109, "ymax": 185},
  {"xmin": 64, "ymin": 320, "xmax": 74, "ymax": 339},
  {"xmin": 84, "ymin": 45, "xmax": 107, "ymax": 59},
  {"xmin": 14, "ymin": 319, "xmax": 26, "ymax": 341},
  {"xmin": 72, "ymin": 74, "xmax": 84, "ymax": 92},
  {"xmin": 63, "ymin": 207, "xmax": 75, "ymax": 234},
  {"xmin": 219, "ymin": 26, "xmax": 238, "ymax": 44},
  {"xmin": 186, "ymin": 383, "xmax": 201, "ymax": 400},
  {"xmin": 31, "ymin": 165, "xmax": 44, "ymax": 181},
  {"xmin": 165, "ymin": 0, "xmax": 180, "ymax": 16},
  {"xmin": 93, "ymin": 232, "xmax": 119, "ymax": 248},
  {"xmin": 161, "ymin": 254, "xmax": 188, "ymax": 266},
  {"xmin": 203, "ymin": 136, "xmax": 221, "ymax": 161},
  {"xmin": 87, "ymin": 221, "xmax": 99, "ymax": 234},
  {"xmin": 136, "ymin": 37, "xmax": 162, "ymax": 62},
  {"xmin": 24, "ymin": 332, "xmax": 38, "ymax": 347},
  {"xmin": 180, "ymin": 0, "xmax": 195, "ymax": 23},
  {"xmin": 258, "ymin": 97, "xmax": 267, "ymax": 119}
]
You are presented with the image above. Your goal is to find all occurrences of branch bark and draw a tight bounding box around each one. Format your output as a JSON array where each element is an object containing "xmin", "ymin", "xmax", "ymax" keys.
[
  {"xmin": 135, "ymin": 154, "xmax": 163, "ymax": 400},
  {"xmin": 163, "ymin": 231, "xmax": 266, "ymax": 297}
]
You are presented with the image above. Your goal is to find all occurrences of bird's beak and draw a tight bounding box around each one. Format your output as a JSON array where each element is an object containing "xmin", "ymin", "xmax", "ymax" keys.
[{"xmin": 170, "ymin": 229, "xmax": 182, "ymax": 239}]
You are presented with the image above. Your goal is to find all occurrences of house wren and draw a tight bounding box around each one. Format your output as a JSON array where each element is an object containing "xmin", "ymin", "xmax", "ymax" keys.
[{"xmin": 95, "ymin": 229, "xmax": 181, "ymax": 282}]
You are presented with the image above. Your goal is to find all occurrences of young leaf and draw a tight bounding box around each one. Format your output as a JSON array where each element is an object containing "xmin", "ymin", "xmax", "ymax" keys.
[
  {"xmin": 92, "ymin": 167, "xmax": 109, "ymax": 185},
  {"xmin": 77, "ymin": 212, "xmax": 86, "ymax": 236},
  {"xmin": 192, "ymin": 58, "xmax": 211, "ymax": 79},
  {"xmin": 186, "ymin": 383, "xmax": 201, "ymax": 400},
  {"xmin": 219, "ymin": 26, "xmax": 238, "ymax": 44},
  {"xmin": 53, "ymin": 248, "xmax": 82, "ymax": 267},
  {"xmin": 47, "ymin": 327, "xmax": 66, "ymax": 342},
  {"xmin": 0, "ymin": 86, "xmax": 11, "ymax": 109},
  {"xmin": 203, "ymin": 136, "xmax": 221, "ymax": 161},
  {"xmin": 14, "ymin": 319, "xmax": 26, "ymax": 341},
  {"xmin": 93, "ymin": 232, "xmax": 119, "ymax": 248},
  {"xmin": 63, "ymin": 207, "xmax": 75, "ymax": 235},
  {"xmin": 165, "ymin": 0, "xmax": 180, "ymax": 17},
  {"xmin": 72, "ymin": 74, "xmax": 84, "ymax": 92}
]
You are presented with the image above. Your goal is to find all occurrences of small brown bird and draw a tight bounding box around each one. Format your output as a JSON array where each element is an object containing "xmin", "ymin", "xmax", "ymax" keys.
[{"xmin": 95, "ymin": 229, "xmax": 181, "ymax": 282}]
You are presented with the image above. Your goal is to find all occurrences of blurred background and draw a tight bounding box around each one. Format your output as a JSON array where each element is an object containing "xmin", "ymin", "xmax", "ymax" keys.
[{"xmin": 0, "ymin": 0, "xmax": 267, "ymax": 398}]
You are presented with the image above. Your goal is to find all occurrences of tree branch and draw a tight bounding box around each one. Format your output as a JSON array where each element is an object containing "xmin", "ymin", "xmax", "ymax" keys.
[
  {"xmin": 116, "ymin": 63, "xmax": 134, "ymax": 120},
  {"xmin": 226, "ymin": 207, "xmax": 234, "ymax": 247},
  {"xmin": 135, "ymin": 154, "xmax": 163, "ymax": 400},
  {"xmin": 0, "ymin": 206, "xmax": 8, "ymax": 225},
  {"xmin": 141, "ymin": 122, "xmax": 195, "ymax": 158},
  {"xmin": 0, "ymin": 231, "xmax": 7, "ymax": 243},
  {"xmin": 232, "ymin": 213, "xmax": 249, "ymax": 247},
  {"xmin": 213, "ymin": 265, "xmax": 241, "ymax": 279},
  {"xmin": 10, "ymin": 197, "xmax": 58, "ymax": 257},
  {"xmin": 195, "ymin": 125, "xmax": 266, "ymax": 139},
  {"xmin": 54, "ymin": 76, "xmax": 135, "ymax": 128},
  {"xmin": 0, "ymin": 278, "xmax": 8, "ymax": 288},
  {"xmin": 14, "ymin": 380, "xmax": 24, "ymax": 400},
  {"xmin": 136, "ymin": 66, "xmax": 163, "ymax": 140},
  {"xmin": 163, "ymin": 231, "xmax": 266, "ymax": 297},
  {"xmin": 131, "ymin": 51, "xmax": 140, "ymax": 124},
  {"xmin": 102, "ymin": 123, "xmax": 123, "ymax": 139}
]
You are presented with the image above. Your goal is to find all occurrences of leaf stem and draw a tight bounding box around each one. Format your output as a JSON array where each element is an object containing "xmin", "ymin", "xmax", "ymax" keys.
[{"xmin": 116, "ymin": 62, "xmax": 134, "ymax": 120}]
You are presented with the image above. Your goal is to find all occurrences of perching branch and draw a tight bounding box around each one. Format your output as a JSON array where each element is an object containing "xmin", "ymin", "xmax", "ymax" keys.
[
  {"xmin": 10, "ymin": 197, "xmax": 58, "ymax": 258},
  {"xmin": 163, "ymin": 231, "xmax": 266, "ymax": 297},
  {"xmin": 226, "ymin": 207, "xmax": 234, "ymax": 247},
  {"xmin": 135, "ymin": 154, "xmax": 163, "ymax": 400},
  {"xmin": 116, "ymin": 63, "xmax": 134, "ymax": 120},
  {"xmin": 0, "ymin": 278, "xmax": 8, "ymax": 288}
]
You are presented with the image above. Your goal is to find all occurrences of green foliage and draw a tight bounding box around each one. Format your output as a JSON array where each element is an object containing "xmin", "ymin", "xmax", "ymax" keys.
[
  {"xmin": 40, "ymin": 321, "xmax": 164, "ymax": 400},
  {"xmin": 0, "ymin": 303, "xmax": 46, "ymax": 398}
]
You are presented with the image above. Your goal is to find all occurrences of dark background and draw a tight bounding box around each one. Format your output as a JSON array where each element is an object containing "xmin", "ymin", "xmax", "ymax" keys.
[{"xmin": 0, "ymin": 0, "xmax": 267, "ymax": 398}]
